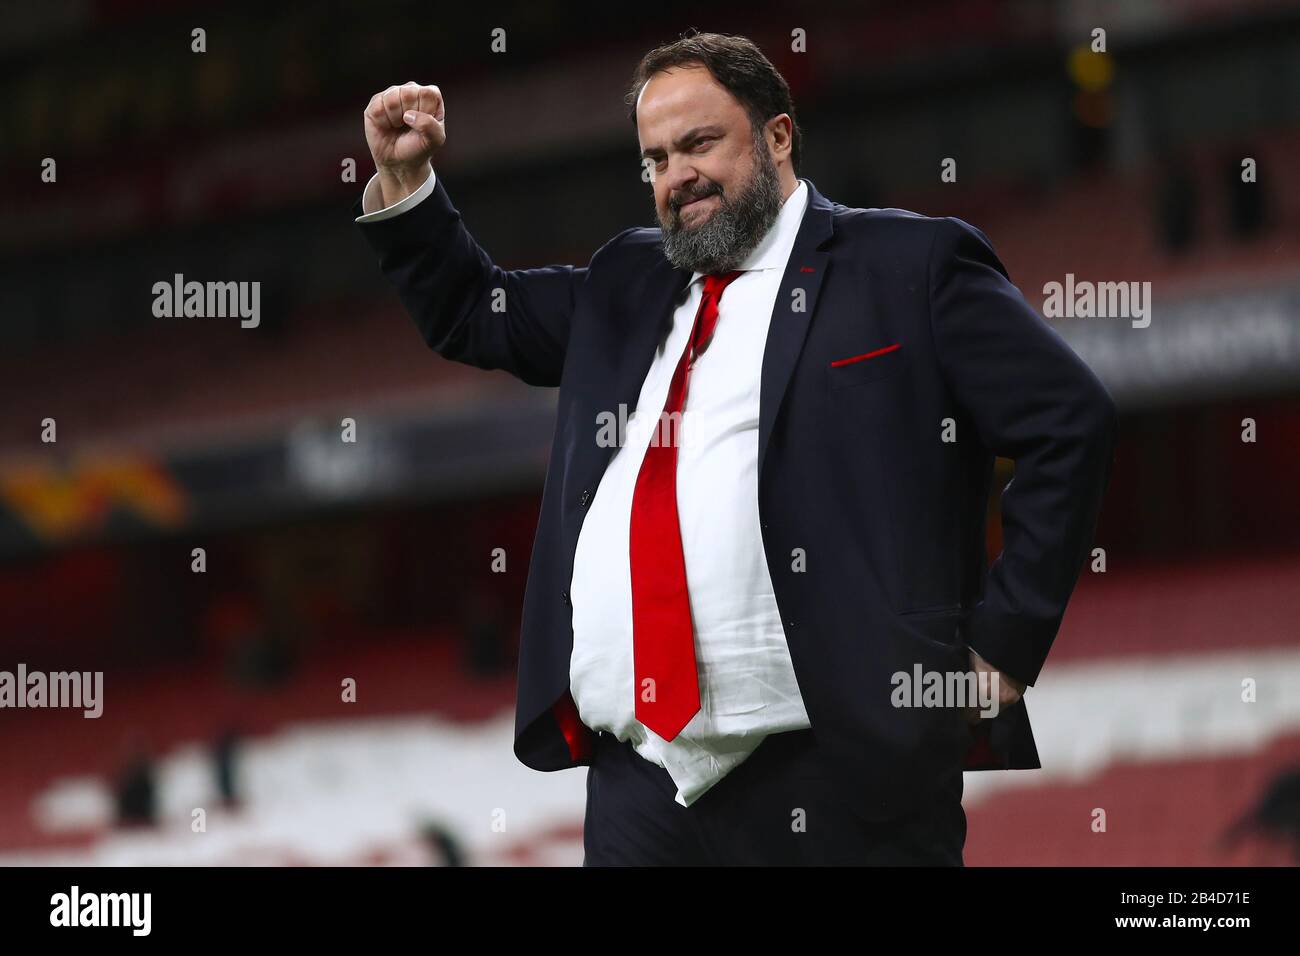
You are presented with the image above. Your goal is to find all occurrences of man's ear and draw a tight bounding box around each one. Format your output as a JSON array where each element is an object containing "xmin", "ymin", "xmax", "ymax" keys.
[{"xmin": 768, "ymin": 114, "xmax": 793, "ymax": 157}]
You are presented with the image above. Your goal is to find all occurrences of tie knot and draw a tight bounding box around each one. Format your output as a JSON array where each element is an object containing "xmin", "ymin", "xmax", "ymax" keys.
[{"xmin": 702, "ymin": 270, "xmax": 744, "ymax": 301}]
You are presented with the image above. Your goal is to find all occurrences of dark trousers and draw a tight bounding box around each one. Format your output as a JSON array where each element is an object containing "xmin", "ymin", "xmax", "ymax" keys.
[{"xmin": 582, "ymin": 728, "xmax": 966, "ymax": 866}]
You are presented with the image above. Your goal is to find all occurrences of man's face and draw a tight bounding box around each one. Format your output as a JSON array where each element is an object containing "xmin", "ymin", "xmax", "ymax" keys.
[{"xmin": 637, "ymin": 64, "xmax": 784, "ymax": 274}]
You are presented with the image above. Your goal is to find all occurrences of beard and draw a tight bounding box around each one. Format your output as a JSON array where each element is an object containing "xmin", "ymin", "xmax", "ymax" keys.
[{"xmin": 658, "ymin": 130, "xmax": 784, "ymax": 275}]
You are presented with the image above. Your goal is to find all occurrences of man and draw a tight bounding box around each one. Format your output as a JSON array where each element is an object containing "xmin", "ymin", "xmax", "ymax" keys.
[{"xmin": 353, "ymin": 31, "xmax": 1117, "ymax": 865}]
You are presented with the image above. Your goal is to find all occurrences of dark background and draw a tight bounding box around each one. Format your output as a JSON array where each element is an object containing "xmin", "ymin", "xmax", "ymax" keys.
[{"xmin": 0, "ymin": 0, "xmax": 1298, "ymax": 865}]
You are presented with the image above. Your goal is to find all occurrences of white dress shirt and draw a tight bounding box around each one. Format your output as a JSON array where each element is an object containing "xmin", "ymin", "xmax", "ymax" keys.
[
  {"xmin": 570, "ymin": 180, "xmax": 812, "ymax": 807},
  {"xmin": 358, "ymin": 171, "xmax": 813, "ymax": 808},
  {"xmin": 357, "ymin": 163, "xmax": 438, "ymax": 222}
]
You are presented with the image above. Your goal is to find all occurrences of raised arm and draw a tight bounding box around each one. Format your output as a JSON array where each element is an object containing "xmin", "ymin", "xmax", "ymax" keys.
[{"xmin": 354, "ymin": 81, "xmax": 600, "ymax": 387}]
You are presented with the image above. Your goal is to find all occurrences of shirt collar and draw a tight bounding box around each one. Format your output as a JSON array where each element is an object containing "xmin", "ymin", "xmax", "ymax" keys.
[{"xmin": 688, "ymin": 178, "xmax": 810, "ymax": 287}]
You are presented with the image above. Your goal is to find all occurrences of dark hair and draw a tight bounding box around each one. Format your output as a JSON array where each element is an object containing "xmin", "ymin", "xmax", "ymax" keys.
[{"xmin": 625, "ymin": 29, "xmax": 803, "ymax": 174}]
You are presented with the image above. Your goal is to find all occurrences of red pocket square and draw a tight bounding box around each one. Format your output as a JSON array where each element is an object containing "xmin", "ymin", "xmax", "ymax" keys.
[{"xmin": 829, "ymin": 342, "xmax": 901, "ymax": 367}]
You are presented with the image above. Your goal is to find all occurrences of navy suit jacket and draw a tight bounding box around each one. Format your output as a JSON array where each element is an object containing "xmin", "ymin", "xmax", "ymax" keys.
[{"xmin": 355, "ymin": 175, "xmax": 1118, "ymax": 822}]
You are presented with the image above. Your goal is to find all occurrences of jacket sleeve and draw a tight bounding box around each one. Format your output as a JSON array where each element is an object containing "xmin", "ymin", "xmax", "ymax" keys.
[
  {"xmin": 354, "ymin": 174, "xmax": 626, "ymax": 387},
  {"xmin": 926, "ymin": 216, "xmax": 1118, "ymax": 686}
]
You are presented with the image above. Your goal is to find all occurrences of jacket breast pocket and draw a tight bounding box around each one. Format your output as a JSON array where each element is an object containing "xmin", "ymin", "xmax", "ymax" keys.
[{"xmin": 826, "ymin": 342, "xmax": 904, "ymax": 389}]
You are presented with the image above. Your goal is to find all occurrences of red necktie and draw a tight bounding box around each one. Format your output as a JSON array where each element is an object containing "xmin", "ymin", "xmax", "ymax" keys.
[{"xmin": 630, "ymin": 269, "xmax": 744, "ymax": 741}]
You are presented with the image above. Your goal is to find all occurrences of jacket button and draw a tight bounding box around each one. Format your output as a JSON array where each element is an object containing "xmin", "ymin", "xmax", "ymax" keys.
[{"xmin": 562, "ymin": 590, "xmax": 571, "ymax": 607}]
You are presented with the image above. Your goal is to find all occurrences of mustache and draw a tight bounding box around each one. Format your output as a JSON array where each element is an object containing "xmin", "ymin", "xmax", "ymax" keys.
[{"xmin": 671, "ymin": 185, "xmax": 721, "ymax": 213}]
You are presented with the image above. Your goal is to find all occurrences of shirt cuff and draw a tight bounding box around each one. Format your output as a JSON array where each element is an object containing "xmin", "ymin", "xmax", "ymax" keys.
[{"xmin": 355, "ymin": 165, "xmax": 437, "ymax": 222}]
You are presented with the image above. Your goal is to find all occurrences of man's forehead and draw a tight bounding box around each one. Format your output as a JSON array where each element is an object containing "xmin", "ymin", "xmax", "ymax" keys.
[
  {"xmin": 640, "ymin": 65, "xmax": 722, "ymax": 104},
  {"xmin": 637, "ymin": 70, "xmax": 731, "ymax": 144}
]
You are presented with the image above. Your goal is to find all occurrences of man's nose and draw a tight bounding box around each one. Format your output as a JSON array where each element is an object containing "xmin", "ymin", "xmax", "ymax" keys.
[{"xmin": 663, "ymin": 163, "xmax": 698, "ymax": 203}]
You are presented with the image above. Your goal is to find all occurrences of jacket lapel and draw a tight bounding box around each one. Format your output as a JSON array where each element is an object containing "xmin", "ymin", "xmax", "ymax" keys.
[
  {"xmin": 600, "ymin": 177, "xmax": 837, "ymax": 483},
  {"xmin": 570, "ymin": 255, "xmax": 691, "ymax": 498},
  {"xmin": 615, "ymin": 256, "xmax": 693, "ymax": 440},
  {"xmin": 758, "ymin": 178, "xmax": 836, "ymax": 478}
]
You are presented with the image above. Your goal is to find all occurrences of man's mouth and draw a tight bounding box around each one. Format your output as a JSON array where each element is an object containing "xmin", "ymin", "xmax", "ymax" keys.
[{"xmin": 678, "ymin": 193, "xmax": 717, "ymax": 216}]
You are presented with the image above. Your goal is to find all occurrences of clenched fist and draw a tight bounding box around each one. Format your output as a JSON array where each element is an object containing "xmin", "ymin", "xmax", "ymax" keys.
[{"xmin": 363, "ymin": 82, "xmax": 447, "ymax": 208}]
